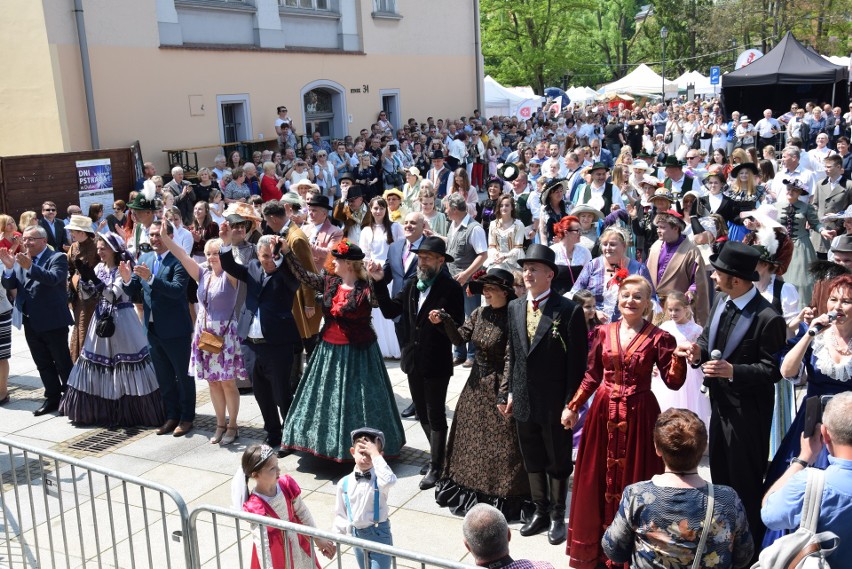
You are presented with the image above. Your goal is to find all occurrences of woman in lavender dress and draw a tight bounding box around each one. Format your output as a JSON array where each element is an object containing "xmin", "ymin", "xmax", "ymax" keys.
[
  {"xmin": 60, "ymin": 233, "xmax": 164, "ymax": 427},
  {"xmin": 159, "ymin": 230, "xmax": 246, "ymax": 446}
]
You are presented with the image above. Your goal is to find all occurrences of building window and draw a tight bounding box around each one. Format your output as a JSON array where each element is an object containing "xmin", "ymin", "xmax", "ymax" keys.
[
  {"xmin": 373, "ymin": 0, "xmax": 397, "ymax": 14},
  {"xmin": 301, "ymin": 81, "xmax": 348, "ymax": 143},
  {"xmin": 281, "ymin": 0, "xmax": 330, "ymax": 10}
]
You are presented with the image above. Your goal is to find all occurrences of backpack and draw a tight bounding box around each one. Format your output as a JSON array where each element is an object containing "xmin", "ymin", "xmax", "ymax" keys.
[{"xmin": 751, "ymin": 468, "xmax": 839, "ymax": 569}]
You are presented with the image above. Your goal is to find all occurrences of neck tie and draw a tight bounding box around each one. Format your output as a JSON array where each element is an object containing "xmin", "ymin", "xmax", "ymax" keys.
[
  {"xmin": 531, "ymin": 293, "xmax": 550, "ymax": 312},
  {"xmin": 354, "ymin": 471, "xmax": 372, "ymax": 481},
  {"xmin": 153, "ymin": 255, "xmax": 163, "ymax": 275},
  {"xmin": 403, "ymin": 241, "xmax": 411, "ymax": 265},
  {"xmin": 714, "ymin": 300, "xmax": 738, "ymax": 352}
]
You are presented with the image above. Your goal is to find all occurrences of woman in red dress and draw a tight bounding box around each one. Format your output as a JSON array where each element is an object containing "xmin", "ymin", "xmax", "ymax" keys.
[{"xmin": 563, "ymin": 275, "xmax": 686, "ymax": 569}]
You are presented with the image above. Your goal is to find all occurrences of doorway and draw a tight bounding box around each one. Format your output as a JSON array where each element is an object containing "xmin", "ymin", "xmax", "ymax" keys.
[
  {"xmin": 216, "ymin": 95, "xmax": 253, "ymax": 144},
  {"xmin": 380, "ymin": 90, "xmax": 400, "ymax": 133}
]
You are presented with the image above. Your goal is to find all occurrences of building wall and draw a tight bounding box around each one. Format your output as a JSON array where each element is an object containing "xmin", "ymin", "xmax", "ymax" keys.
[{"xmin": 3, "ymin": 0, "xmax": 477, "ymax": 173}]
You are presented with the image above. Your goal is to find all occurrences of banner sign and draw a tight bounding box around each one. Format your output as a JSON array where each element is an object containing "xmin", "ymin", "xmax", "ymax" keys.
[{"xmin": 76, "ymin": 158, "xmax": 115, "ymax": 217}]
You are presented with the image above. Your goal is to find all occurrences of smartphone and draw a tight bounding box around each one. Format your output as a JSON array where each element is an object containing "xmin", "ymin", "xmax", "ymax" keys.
[{"xmin": 803, "ymin": 395, "xmax": 833, "ymax": 437}]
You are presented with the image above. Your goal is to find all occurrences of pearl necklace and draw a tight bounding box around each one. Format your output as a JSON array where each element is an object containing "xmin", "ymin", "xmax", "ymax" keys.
[{"xmin": 831, "ymin": 328, "xmax": 852, "ymax": 356}]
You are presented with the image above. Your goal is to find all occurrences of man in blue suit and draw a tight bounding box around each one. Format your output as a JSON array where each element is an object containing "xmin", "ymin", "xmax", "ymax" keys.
[
  {"xmin": 1, "ymin": 226, "xmax": 74, "ymax": 415},
  {"xmin": 121, "ymin": 220, "xmax": 194, "ymax": 436},
  {"xmin": 588, "ymin": 139, "xmax": 614, "ymax": 170},
  {"xmin": 219, "ymin": 222, "xmax": 300, "ymax": 456},
  {"xmin": 383, "ymin": 211, "xmax": 425, "ymax": 418}
]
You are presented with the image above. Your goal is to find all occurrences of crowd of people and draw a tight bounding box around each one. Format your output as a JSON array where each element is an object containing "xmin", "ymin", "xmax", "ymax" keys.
[{"xmin": 3, "ymin": 96, "xmax": 852, "ymax": 568}]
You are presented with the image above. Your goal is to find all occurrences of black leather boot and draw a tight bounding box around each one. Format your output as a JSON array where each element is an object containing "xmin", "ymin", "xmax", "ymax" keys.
[
  {"xmin": 401, "ymin": 402, "xmax": 417, "ymax": 418},
  {"xmin": 420, "ymin": 423, "xmax": 432, "ymax": 475},
  {"xmin": 419, "ymin": 429, "xmax": 446, "ymax": 490},
  {"xmin": 520, "ymin": 472, "xmax": 550, "ymax": 536},
  {"xmin": 547, "ymin": 477, "xmax": 569, "ymax": 545}
]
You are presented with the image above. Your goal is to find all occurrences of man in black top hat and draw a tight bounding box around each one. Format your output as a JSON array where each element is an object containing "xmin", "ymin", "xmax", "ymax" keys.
[
  {"xmin": 425, "ymin": 150, "xmax": 454, "ymax": 198},
  {"xmin": 368, "ymin": 236, "xmax": 464, "ymax": 491},
  {"xmin": 499, "ymin": 244, "xmax": 588, "ymax": 545},
  {"xmin": 677, "ymin": 240, "xmax": 786, "ymax": 563}
]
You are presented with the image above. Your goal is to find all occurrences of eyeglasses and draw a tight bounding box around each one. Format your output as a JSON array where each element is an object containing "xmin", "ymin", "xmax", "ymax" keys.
[
  {"xmin": 21, "ymin": 237, "xmax": 46, "ymax": 242},
  {"xmin": 566, "ymin": 229, "xmax": 581, "ymax": 233}
]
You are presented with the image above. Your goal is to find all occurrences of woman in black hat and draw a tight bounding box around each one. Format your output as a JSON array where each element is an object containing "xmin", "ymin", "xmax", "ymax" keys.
[
  {"xmin": 539, "ymin": 179, "xmax": 570, "ymax": 246},
  {"xmin": 476, "ymin": 177, "xmax": 504, "ymax": 234},
  {"xmin": 777, "ymin": 178, "xmax": 828, "ymax": 308},
  {"xmin": 278, "ymin": 239, "xmax": 405, "ymax": 461},
  {"xmin": 427, "ymin": 268, "xmax": 532, "ymax": 522},
  {"xmin": 726, "ymin": 162, "xmax": 765, "ymax": 242}
]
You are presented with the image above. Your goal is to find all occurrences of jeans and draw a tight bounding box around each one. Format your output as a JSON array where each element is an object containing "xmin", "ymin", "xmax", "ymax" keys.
[
  {"xmin": 453, "ymin": 287, "xmax": 480, "ymax": 360},
  {"xmin": 352, "ymin": 520, "xmax": 393, "ymax": 569}
]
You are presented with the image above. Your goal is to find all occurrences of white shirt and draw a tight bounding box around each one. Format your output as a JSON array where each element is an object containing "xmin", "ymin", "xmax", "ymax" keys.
[
  {"xmin": 757, "ymin": 275, "xmax": 799, "ymax": 324},
  {"xmin": 707, "ymin": 192, "xmax": 723, "ymax": 213},
  {"xmin": 579, "ymin": 182, "xmax": 625, "ymax": 212},
  {"xmin": 448, "ymin": 214, "xmax": 488, "ymax": 255},
  {"xmin": 332, "ymin": 454, "xmax": 397, "ymax": 533},
  {"xmin": 772, "ymin": 165, "xmax": 817, "ymax": 204},
  {"xmin": 808, "ymin": 147, "xmax": 836, "ymax": 175},
  {"xmin": 172, "ymin": 225, "xmax": 194, "ymax": 255},
  {"xmin": 448, "ymin": 139, "xmax": 467, "ymax": 161},
  {"xmin": 220, "ymin": 244, "xmax": 282, "ymax": 339},
  {"xmin": 755, "ymin": 117, "xmax": 780, "ymax": 137}
]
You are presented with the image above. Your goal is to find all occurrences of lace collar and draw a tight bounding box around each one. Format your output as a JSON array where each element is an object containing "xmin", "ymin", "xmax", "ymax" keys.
[{"xmin": 812, "ymin": 330, "xmax": 852, "ymax": 382}]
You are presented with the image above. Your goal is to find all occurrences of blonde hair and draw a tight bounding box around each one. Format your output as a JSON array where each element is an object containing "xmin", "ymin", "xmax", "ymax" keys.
[
  {"xmin": 0, "ymin": 214, "xmax": 15, "ymax": 233},
  {"xmin": 619, "ymin": 274, "xmax": 654, "ymax": 319},
  {"xmin": 19, "ymin": 211, "xmax": 37, "ymax": 229},
  {"xmin": 204, "ymin": 238, "xmax": 223, "ymax": 255}
]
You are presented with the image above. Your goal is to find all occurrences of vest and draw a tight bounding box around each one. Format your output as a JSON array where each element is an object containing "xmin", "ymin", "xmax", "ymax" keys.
[
  {"xmin": 664, "ymin": 175, "xmax": 693, "ymax": 196},
  {"xmin": 581, "ymin": 182, "xmax": 615, "ymax": 214},
  {"xmin": 770, "ymin": 276, "xmax": 784, "ymax": 315},
  {"xmin": 447, "ymin": 219, "xmax": 482, "ymax": 276}
]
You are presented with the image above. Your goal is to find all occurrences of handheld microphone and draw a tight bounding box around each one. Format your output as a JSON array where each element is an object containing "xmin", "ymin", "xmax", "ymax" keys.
[
  {"xmin": 808, "ymin": 310, "xmax": 838, "ymax": 336},
  {"xmin": 708, "ymin": 349, "xmax": 733, "ymax": 384}
]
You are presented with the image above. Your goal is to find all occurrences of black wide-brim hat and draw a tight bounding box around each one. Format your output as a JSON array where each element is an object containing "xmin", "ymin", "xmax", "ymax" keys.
[
  {"xmin": 410, "ymin": 235, "xmax": 454, "ymax": 262},
  {"xmin": 306, "ymin": 195, "xmax": 333, "ymax": 210},
  {"xmin": 469, "ymin": 268, "xmax": 517, "ymax": 300},
  {"xmin": 331, "ymin": 241, "xmax": 366, "ymax": 261},
  {"xmin": 338, "ymin": 172, "xmax": 357, "ymax": 184},
  {"xmin": 498, "ymin": 162, "xmax": 520, "ymax": 182},
  {"xmin": 731, "ymin": 162, "xmax": 759, "ymax": 179},
  {"xmin": 662, "ymin": 155, "xmax": 684, "ymax": 168},
  {"xmin": 709, "ymin": 240, "xmax": 760, "ymax": 281},
  {"xmin": 518, "ymin": 243, "xmax": 558, "ymax": 273}
]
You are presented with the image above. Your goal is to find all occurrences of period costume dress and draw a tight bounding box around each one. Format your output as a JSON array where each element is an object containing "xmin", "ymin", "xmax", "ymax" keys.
[
  {"xmin": 652, "ymin": 319, "xmax": 711, "ymax": 428},
  {"xmin": 777, "ymin": 199, "xmax": 822, "ymax": 308},
  {"xmin": 486, "ymin": 219, "xmax": 526, "ymax": 271},
  {"xmin": 566, "ymin": 321, "xmax": 686, "ymax": 569},
  {"xmin": 59, "ymin": 263, "xmax": 164, "ymax": 426},
  {"xmin": 281, "ymin": 248, "xmax": 405, "ymax": 461},
  {"xmin": 434, "ymin": 304, "xmax": 533, "ymax": 523},
  {"xmin": 359, "ymin": 223, "xmax": 403, "ymax": 358},
  {"xmin": 68, "ymin": 237, "xmax": 99, "ymax": 362},
  {"xmin": 189, "ymin": 268, "xmax": 247, "ymax": 383}
]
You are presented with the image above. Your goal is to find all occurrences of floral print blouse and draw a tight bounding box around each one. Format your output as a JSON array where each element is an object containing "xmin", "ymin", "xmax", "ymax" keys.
[{"xmin": 602, "ymin": 481, "xmax": 753, "ymax": 569}]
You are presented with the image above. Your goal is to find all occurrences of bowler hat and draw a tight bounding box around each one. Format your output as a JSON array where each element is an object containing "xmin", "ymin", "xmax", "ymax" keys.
[
  {"xmin": 306, "ymin": 195, "xmax": 333, "ymax": 210},
  {"xmin": 731, "ymin": 162, "xmax": 759, "ymax": 179},
  {"xmin": 338, "ymin": 172, "xmax": 356, "ymax": 184},
  {"xmin": 498, "ymin": 162, "xmax": 520, "ymax": 182},
  {"xmin": 430, "ymin": 149, "xmax": 445, "ymax": 160},
  {"xmin": 468, "ymin": 267, "xmax": 517, "ymax": 299},
  {"xmin": 410, "ymin": 235, "xmax": 454, "ymax": 262},
  {"xmin": 331, "ymin": 240, "xmax": 365, "ymax": 261},
  {"xmin": 710, "ymin": 240, "xmax": 760, "ymax": 281},
  {"xmin": 518, "ymin": 243, "xmax": 558, "ymax": 274},
  {"xmin": 351, "ymin": 427, "xmax": 385, "ymax": 449}
]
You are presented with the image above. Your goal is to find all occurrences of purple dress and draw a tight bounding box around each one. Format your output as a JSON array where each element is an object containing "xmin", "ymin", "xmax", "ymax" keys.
[{"xmin": 189, "ymin": 268, "xmax": 247, "ymax": 382}]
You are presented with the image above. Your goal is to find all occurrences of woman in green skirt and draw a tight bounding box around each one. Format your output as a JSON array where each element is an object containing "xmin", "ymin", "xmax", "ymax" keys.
[{"xmin": 279, "ymin": 239, "xmax": 405, "ymax": 461}]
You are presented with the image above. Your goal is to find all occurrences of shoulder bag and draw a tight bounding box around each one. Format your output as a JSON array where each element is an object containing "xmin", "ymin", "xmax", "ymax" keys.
[{"xmin": 197, "ymin": 275, "xmax": 232, "ymax": 354}]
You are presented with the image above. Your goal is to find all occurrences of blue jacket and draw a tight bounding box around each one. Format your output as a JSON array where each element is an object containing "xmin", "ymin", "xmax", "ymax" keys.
[
  {"xmin": 122, "ymin": 251, "xmax": 192, "ymax": 339},
  {"xmin": 2, "ymin": 247, "xmax": 74, "ymax": 333}
]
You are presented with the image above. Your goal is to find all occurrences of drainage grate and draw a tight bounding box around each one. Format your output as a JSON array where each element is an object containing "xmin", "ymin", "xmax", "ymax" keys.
[{"xmin": 66, "ymin": 427, "xmax": 144, "ymax": 454}]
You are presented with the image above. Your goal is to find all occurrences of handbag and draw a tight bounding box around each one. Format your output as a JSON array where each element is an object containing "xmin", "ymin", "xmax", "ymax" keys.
[
  {"xmin": 664, "ymin": 132, "xmax": 673, "ymax": 144},
  {"xmin": 95, "ymin": 300, "xmax": 116, "ymax": 338},
  {"xmin": 197, "ymin": 276, "xmax": 231, "ymax": 354},
  {"xmin": 751, "ymin": 469, "xmax": 839, "ymax": 569},
  {"xmin": 692, "ymin": 483, "xmax": 715, "ymax": 569}
]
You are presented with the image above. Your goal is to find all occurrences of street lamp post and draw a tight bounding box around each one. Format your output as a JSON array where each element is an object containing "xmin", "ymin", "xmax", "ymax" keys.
[{"xmin": 661, "ymin": 27, "xmax": 669, "ymax": 103}]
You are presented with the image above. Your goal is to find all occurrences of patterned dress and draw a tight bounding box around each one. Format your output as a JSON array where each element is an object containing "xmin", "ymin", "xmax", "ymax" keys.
[
  {"xmin": 602, "ymin": 481, "xmax": 753, "ymax": 568},
  {"xmin": 189, "ymin": 268, "xmax": 247, "ymax": 382},
  {"xmin": 434, "ymin": 305, "xmax": 533, "ymax": 523},
  {"xmin": 567, "ymin": 322, "xmax": 686, "ymax": 569}
]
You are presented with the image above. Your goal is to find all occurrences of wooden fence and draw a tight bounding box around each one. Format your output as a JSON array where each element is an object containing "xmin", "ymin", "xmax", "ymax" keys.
[{"xmin": 0, "ymin": 146, "xmax": 139, "ymax": 220}]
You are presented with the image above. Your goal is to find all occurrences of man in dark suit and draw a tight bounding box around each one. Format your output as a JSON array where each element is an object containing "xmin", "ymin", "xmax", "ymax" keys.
[
  {"xmin": 369, "ymin": 236, "xmax": 464, "ymax": 490},
  {"xmin": 1, "ymin": 226, "xmax": 74, "ymax": 415},
  {"xmin": 383, "ymin": 211, "xmax": 426, "ymax": 419},
  {"xmin": 121, "ymin": 220, "xmax": 194, "ymax": 436},
  {"xmin": 588, "ymin": 139, "xmax": 614, "ymax": 169},
  {"xmin": 219, "ymin": 222, "xmax": 300, "ymax": 456},
  {"xmin": 39, "ymin": 201, "xmax": 69, "ymax": 252},
  {"xmin": 679, "ymin": 241, "xmax": 786, "ymax": 562},
  {"xmin": 499, "ymin": 244, "xmax": 588, "ymax": 545},
  {"xmin": 811, "ymin": 154, "xmax": 852, "ymax": 258}
]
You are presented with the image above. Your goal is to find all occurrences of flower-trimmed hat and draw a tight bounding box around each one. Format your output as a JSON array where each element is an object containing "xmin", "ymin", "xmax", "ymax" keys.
[{"xmin": 331, "ymin": 240, "xmax": 365, "ymax": 261}]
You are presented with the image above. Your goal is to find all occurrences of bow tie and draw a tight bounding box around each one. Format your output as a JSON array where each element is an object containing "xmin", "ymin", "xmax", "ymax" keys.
[
  {"xmin": 354, "ymin": 471, "xmax": 372, "ymax": 481},
  {"xmin": 531, "ymin": 294, "xmax": 550, "ymax": 311}
]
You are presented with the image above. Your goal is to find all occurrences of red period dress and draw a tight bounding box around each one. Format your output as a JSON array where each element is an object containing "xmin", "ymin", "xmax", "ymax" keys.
[{"xmin": 566, "ymin": 321, "xmax": 686, "ymax": 569}]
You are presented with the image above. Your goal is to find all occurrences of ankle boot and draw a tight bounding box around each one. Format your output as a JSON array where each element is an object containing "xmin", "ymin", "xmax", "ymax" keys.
[
  {"xmin": 420, "ymin": 423, "xmax": 432, "ymax": 475},
  {"xmin": 419, "ymin": 429, "xmax": 446, "ymax": 490},
  {"xmin": 547, "ymin": 477, "xmax": 569, "ymax": 545},
  {"xmin": 520, "ymin": 472, "xmax": 551, "ymax": 536}
]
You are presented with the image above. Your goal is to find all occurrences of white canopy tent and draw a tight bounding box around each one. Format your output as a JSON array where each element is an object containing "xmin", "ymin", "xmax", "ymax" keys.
[
  {"xmin": 566, "ymin": 86, "xmax": 598, "ymax": 103},
  {"xmin": 823, "ymin": 54, "xmax": 851, "ymax": 69},
  {"xmin": 674, "ymin": 70, "xmax": 716, "ymax": 95},
  {"xmin": 599, "ymin": 64, "xmax": 679, "ymax": 98},
  {"xmin": 484, "ymin": 75, "xmax": 543, "ymax": 117}
]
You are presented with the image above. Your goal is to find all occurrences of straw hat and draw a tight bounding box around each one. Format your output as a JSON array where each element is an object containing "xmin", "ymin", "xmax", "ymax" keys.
[{"xmin": 65, "ymin": 215, "xmax": 95, "ymax": 234}]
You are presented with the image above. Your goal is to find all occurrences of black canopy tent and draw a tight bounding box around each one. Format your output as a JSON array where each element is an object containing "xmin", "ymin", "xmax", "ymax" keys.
[{"xmin": 721, "ymin": 32, "xmax": 849, "ymax": 120}]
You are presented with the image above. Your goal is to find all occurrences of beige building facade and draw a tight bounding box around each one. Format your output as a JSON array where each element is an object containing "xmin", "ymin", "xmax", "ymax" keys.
[{"xmin": 0, "ymin": 0, "xmax": 480, "ymax": 170}]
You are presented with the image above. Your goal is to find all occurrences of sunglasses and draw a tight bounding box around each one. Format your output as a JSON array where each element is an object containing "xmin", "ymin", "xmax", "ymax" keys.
[{"xmin": 43, "ymin": 209, "xmax": 56, "ymax": 212}]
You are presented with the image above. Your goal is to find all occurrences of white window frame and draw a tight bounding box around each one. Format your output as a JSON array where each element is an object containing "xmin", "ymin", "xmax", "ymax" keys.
[
  {"xmin": 280, "ymin": 0, "xmax": 331, "ymax": 11},
  {"xmin": 216, "ymin": 94, "xmax": 253, "ymax": 144}
]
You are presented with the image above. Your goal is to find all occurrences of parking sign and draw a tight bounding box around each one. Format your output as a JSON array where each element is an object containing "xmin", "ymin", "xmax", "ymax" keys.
[{"xmin": 710, "ymin": 66, "xmax": 720, "ymax": 85}]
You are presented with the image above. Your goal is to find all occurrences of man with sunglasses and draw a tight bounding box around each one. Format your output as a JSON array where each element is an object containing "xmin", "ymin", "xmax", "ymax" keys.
[{"xmin": 39, "ymin": 201, "xmax": 68, "ymax": 252}]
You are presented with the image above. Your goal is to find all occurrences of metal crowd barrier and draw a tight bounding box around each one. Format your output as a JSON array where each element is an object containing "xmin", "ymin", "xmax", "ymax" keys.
[
  {"xmin": 189, "ymin": 505, "xmax": 474, "ymax": 569},
  {"xmin": 0, "ymin": 437, "xmax": 194, "ymax": 569}
]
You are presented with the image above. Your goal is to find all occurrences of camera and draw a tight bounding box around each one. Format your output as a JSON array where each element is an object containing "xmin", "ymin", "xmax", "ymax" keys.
[{"xmin": 389, "ymin": 144, "xmax": 398, "ymax": 152}]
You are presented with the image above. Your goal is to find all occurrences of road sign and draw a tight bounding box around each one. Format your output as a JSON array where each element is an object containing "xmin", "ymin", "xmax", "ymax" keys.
[{"xmin": 710, "ymin": 66, "xmax": 720, "ymax": 85}]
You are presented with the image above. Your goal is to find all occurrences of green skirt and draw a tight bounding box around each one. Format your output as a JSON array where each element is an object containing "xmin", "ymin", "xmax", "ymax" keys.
[{"xmin": 282, "ymin": 339, "xmax": 406, "ymax": 461}]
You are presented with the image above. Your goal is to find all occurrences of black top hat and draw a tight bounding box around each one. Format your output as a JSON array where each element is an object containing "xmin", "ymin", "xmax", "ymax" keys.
[
  {"xmin": 710, "ymin": 240, "xmax": 759, "ymax": 281},
  {"xmin": 331, "ymin": 240, "xmax": 365, "ymax": 261},
  {"xmin": 731, "ymin": 162, "xmax": 759, "ymax": 179},
  {"xmin": 430, "ymin": 149, "xmax": 445, "ymax": 160},
  {"xmin": 498, "ymin": 162, "xmax": 520, "ymax": 182},
  {"xmin": 832, "ymin": 234, "xmax": 852, "ymax": 253},
  {"xmin": 468, "ymin": 267, "xmax": 517, "ymax": 299},
  {"xmin": 338, "ymin": 172, "xmax": 356, "ymax": 184},
  {"xmin": 410, "ymin": 235, "xmax": 454, "ymax": 262},
  {"xmin": 518, "ymin": 243, "xmax": 558, "ymax": 273},
  {"xmin": 661, "ymin": 155, "xmax": 684, "ymax": 168},
  {"xmin": 306, "ymin": 195, "xmax": 333, "ymax": 210},
  {"xmin": 588, "ymin": 162, "xmax": 609, "ymax": 173}
]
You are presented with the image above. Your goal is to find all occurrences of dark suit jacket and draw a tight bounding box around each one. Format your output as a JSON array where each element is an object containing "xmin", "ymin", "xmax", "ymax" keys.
[
  {"xmin": 374, "ymin": 269, "xmax": 464, "ymax": 377},
  {"xmin": 1, "ymin": 248, "xmax": 73, "ymax": 333},
  {"xmin": 122, "ymin": 251, "xmax": 192, "ymax": 339},
  {"xmin": 696, "ymin": 291, "xmax": 786, "ymax": 409},
  {"xmin": 39, "ymin": 218, "xmax": 68, "ymax": 252},
  {"xmin": 220, "ymin": 248, "xmax": 300, "ymax": 345},
  {"xmin": 501, "ymin": 292, "xmax": 587, "ymax": 424},
  {"xmin": 811, "ymin": 175, "xmax": 852, "ymax": 252}
]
